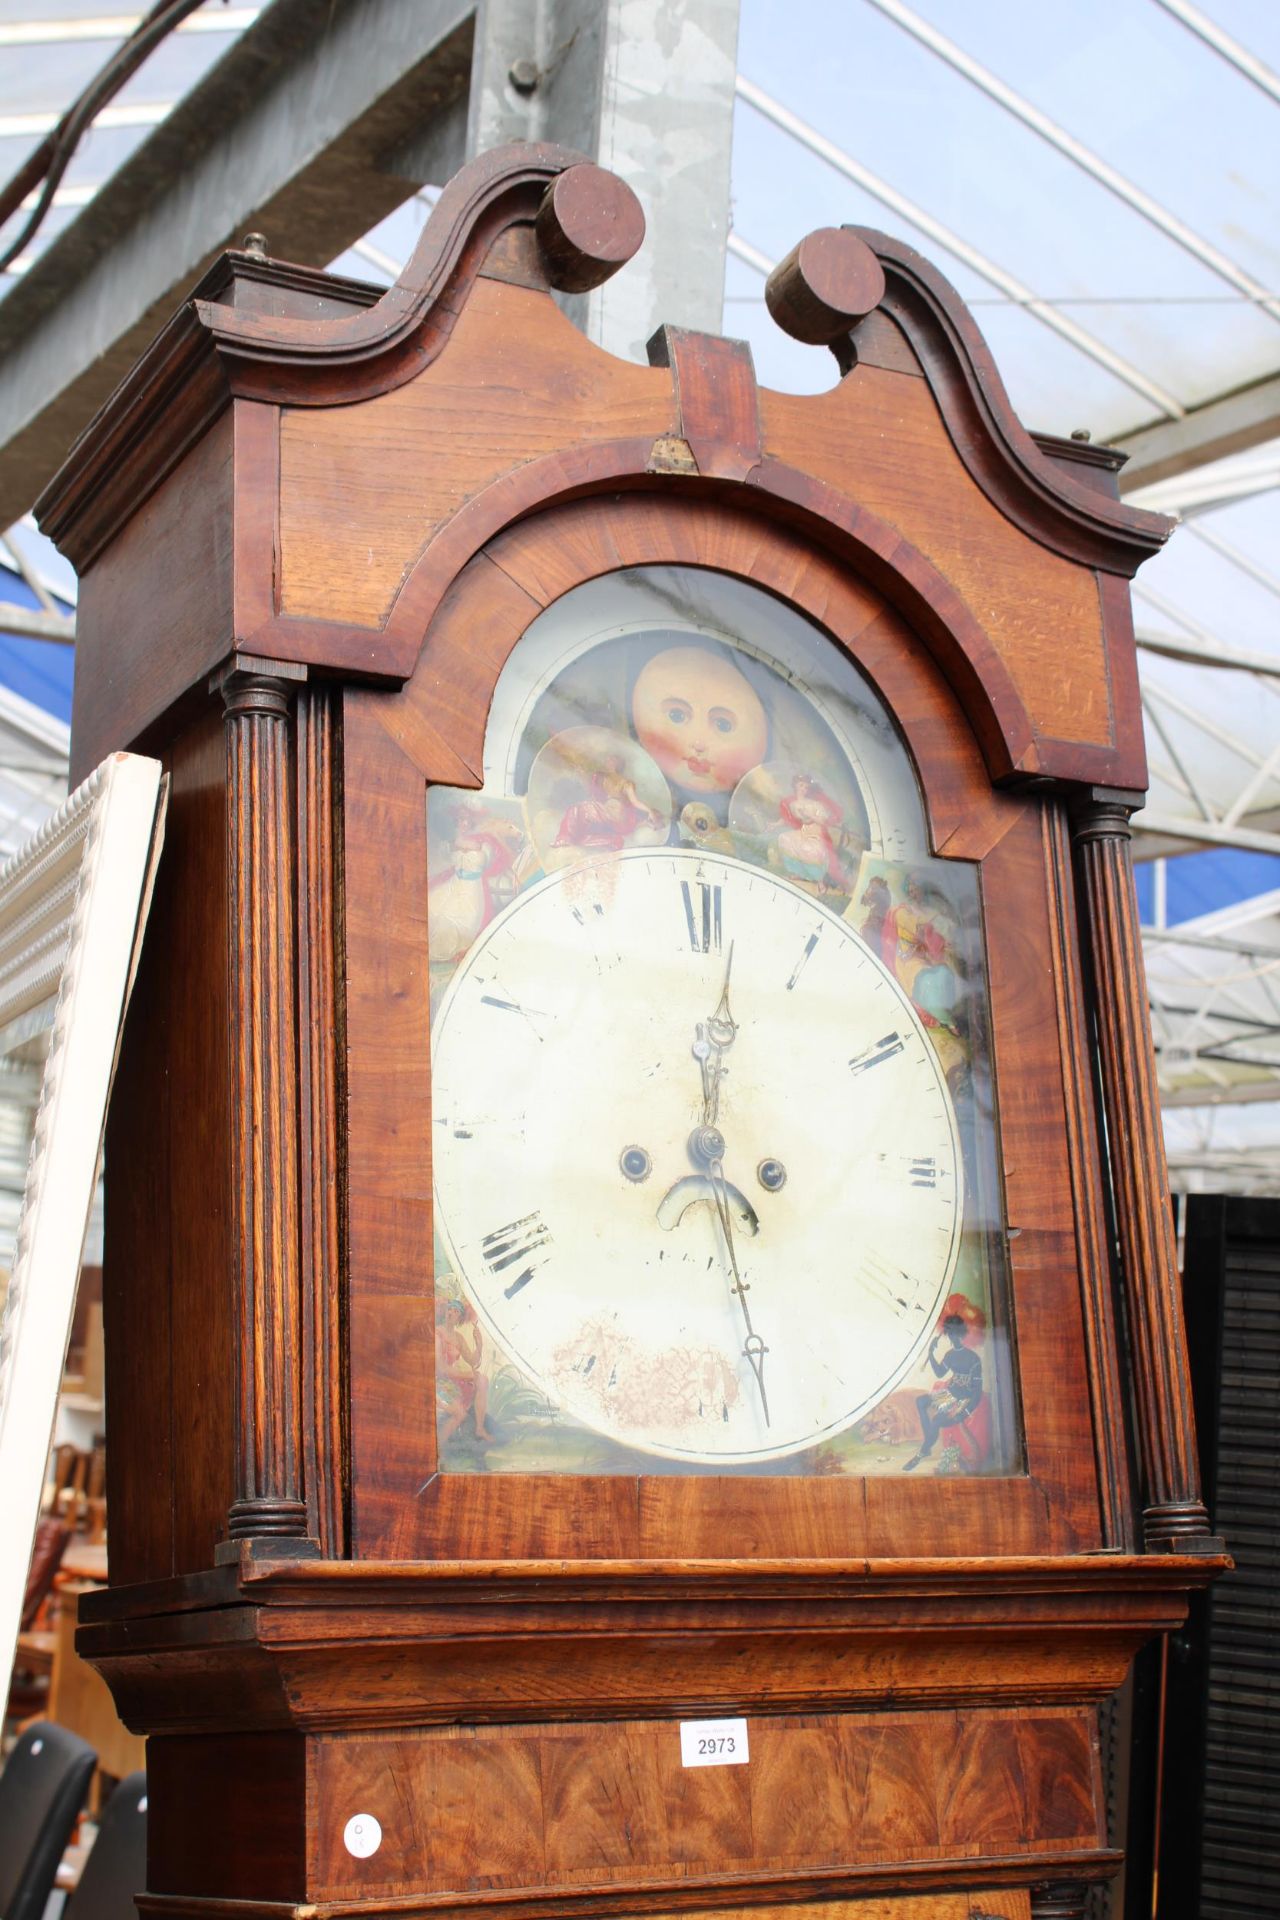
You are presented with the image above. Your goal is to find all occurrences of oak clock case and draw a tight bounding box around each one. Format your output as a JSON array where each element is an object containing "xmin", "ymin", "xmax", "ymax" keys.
[{"xmin": 427, "ymin": 566, "xmax": 1019, "ymax": 1479}]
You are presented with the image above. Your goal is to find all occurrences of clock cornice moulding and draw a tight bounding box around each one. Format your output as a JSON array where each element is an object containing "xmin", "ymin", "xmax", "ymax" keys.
[
  {"xmin": 81, "ymin": 1549, "xmax": 1228, "ymax": 1621},
  {"xmin": 77, "ymin": 1551, "xmax": 1226, "ymax": 1739},
  {"xmin": 35, "ymin": 142, "xmax": 638, "ymax": 571},
  {"xmin": 37, "ymin": 145, "xmax": 1171, "ymax": 587}
]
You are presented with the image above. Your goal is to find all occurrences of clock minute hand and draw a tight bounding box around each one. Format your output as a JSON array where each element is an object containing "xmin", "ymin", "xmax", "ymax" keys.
[
  {"xmin": 685, "ymin": 940, "xmax": 766, "ymax": 1422},
  {"xmin": 706, "ymin": 1147, "xmax": 770, "ymax": 1428}
]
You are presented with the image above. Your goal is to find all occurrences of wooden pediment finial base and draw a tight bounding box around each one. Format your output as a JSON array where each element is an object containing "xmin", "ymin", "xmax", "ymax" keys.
[
  {"xmin": 765, "ymin": 224, "xmax": 886, "ymax": 371},
  {"xmin": 535, "ymin": 162, "xmax": 645, "ymax": 292}
]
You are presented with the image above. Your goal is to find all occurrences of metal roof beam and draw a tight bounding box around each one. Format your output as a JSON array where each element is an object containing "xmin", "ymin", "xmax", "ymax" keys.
[
  {"xmin": 470, "ymin": 0, "xmax": 740, "ymax": 363},
  {"xmin": 1115, "ymin": 370, "xmax": 1280, "ymax": 494},
  {"xmin": 725, "ymin": 100, "xmax": 1185, "ymax": 419},
  {"xmin": 1137, "ymin": 625, "xmax": 1280, "ymax": 677},
  {"xmin": 1148, "ymin": 999, "xmax": 1280, "ymax": 1037},
  {"xmin": 1161, "ymin": 1079, "xmax": 1280, "ymax": 1109},
  {"xmin": 0, "ymin": 11, "xmax": 261, "ymax": 47},
  {"xmin": 727, "ymin": 233, "xmax": 774, "ymax": 277},
  {"xmin": 1144, "ymin": 926, "xmax": 1280, "ymax": 962},
  {"xmin": 1186, "ymin": 521, "xmax": 1280, "ymax": 600},
  {"xmin": 1141, "ymin": 693, "xmax": 1216, "ymax": 820},
  {"xmin": 0, "ymin": 604, "xmax": 74, "ymax": 644},
  {"xmin": 1134, "ymin": 810, "xmax": 1280, "ymax": 856},
  {"xmin": 1151, "ymin": 0, "xmax": 1280, "ymax": 106},
  {"xmin": 864, "ymin": 0, "xmax": 1280, "ymax": 322},
  {"xmin": 0, "ymin": 0, "xmax": 476, "ymax": 524}
]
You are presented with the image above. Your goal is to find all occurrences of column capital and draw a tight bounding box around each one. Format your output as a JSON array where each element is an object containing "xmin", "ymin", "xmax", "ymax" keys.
[
  {"xmin": 1069, "ymin": 785, "xmax": 1145, "ymax": 844},
  {"xmin": 211, "ymin": 653, "xmax": 308, "ymax": 720}
]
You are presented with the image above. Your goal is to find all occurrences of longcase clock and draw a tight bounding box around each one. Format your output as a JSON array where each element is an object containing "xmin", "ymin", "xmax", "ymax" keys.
[{"xmin": 37, "ymin": 144, "xmax": 1226, "ymax": 1920}]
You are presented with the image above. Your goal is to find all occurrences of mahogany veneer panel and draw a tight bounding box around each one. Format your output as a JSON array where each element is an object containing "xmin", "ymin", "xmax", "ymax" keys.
[
  {"xmin": 104, "ymin": 710, "xmax": 233, "ymax": 1584},
  {"xmin": 277, "ymin": 280, "xmax": 668, "ymax": 628},
  {"xmin": 71, "ymin": 410, "xmax": 234, "ymax": 784},
  {"xmin": 150, "ymin": 1732, "xmax": 306, "ymax": 1899},
  {"xmin": 761, "ymin": 375, "xmax": 1112, "ymax": 749},
  {"xmin": 340, "ymin": 693, "xmax": 435, "ymax": 1559},
  {"xmin": 671, "ymin": 1903, "xmax": 1032, "ymax": 1920},
  {"xmin": 307, "ymin": 1708, "xmax": 1099, "ymax": 1901}
]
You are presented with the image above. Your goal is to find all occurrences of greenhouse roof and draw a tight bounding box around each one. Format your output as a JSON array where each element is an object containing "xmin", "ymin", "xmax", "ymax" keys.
[{"xmin": 0, "ymin": 0, "xmax": 1277, "ymax": 1183}]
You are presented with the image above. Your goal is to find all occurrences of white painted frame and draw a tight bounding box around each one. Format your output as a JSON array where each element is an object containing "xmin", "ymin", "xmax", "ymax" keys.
[{"xmin": 0, "ymin": 752, "xmax": 165, "ymax": 1691}]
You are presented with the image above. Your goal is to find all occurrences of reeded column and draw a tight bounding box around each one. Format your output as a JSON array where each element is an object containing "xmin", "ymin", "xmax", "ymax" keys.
[
  {"xmin": 1072, "ymin": 789, "xmax": 1213, "ymax": 1551},
  {"xmin": 216, "ymin": 657, "xmax": 311, "ymax": 1548},
  {"xmin": 296, "ymin": 683, "xmax": 344, "ymax": 1556}
]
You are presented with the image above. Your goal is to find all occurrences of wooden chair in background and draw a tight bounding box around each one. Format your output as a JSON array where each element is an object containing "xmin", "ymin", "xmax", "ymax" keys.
[{"xmin": 7, "ymin": 1517, "xmax": 70, "ymax": 1724}]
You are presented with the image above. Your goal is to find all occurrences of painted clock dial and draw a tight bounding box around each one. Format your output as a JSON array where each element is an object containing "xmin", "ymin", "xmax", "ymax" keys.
[
  {"xmin": 431, "ymin": 846, "xmax": 963, "ymax": 1463},
  {"xmin": 427, "ymin": 564, "xmax": 1019, "ymax": 1480}
]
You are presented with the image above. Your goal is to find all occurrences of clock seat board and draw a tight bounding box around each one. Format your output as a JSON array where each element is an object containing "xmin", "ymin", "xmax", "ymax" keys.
[{"xmin": 38, "ymin": 144, "xmax": 1226, "ymax": 1920}]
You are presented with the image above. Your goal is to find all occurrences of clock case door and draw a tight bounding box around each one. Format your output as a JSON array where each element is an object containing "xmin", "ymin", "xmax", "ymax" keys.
[{"xmin": 342, "ymin": 491, "xmax": 1112, "ymax": 1563}]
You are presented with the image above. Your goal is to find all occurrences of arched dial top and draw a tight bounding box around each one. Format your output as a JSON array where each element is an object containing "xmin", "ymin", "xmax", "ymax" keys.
[{"xmin": 431, "ymin": 847, "xmax": 963, "ymax": 1464}]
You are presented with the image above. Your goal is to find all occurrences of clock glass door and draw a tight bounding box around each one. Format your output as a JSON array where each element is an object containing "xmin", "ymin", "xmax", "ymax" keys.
[{"xmin": 426, "ymin": 567, "xmax": 1020, "ymax": 1479}]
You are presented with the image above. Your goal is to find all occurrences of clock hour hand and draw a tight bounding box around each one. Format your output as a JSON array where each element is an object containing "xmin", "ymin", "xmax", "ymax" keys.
[
  {"xmin": 693, "ymin": 941, "xmax": 737, "ymax": 1125},
  {"xmin": 705, "ymin": 939, "xmax": 737, "ymax": 1050}
]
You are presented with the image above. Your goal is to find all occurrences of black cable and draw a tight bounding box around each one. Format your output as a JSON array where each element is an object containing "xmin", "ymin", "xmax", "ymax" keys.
[{"xmin": 0, "ymin": 0, "xmax": 218, "ymax": 275}]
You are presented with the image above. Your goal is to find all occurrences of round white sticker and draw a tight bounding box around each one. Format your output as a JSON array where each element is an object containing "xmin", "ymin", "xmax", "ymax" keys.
[{"xmin": 343, "ymin": 1813, "xmax": 382, "ymax": 1859}]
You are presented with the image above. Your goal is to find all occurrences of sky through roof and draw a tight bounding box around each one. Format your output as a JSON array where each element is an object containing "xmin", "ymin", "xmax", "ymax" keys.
[{"xmin": 0, "ymin": 0, "xmax": 1277, "ymax": 1180}]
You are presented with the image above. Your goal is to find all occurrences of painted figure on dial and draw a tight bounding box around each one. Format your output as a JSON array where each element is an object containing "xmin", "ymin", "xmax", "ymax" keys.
[
  {"xmin": 435, "ymin": 1291, "xmax": 497, "ymax": 1447},
  {"xmin": 554, "ymin": 752, "xmax": 663, "ymax": 851},
  {"xmin": 427, "ymin": 801, "xmax": 526, "ymax": 965},
  {"xmin": 527, "ymin": 727, "xmax": 670, "ymax": 871},
  {"xmin": 882, "ymin": 871, "xmax": 962, "ymax": 1037},
  {"xmin": 772, "ymin": 773, "xmax": 857, "ymax": 892},
  {"xmin": 903, "ymin": 1294, "xmax": 989, "ymax": 1473},
  {"xmin": 857, "ymin": 873, "xmax": 892, "ymax": 949}
]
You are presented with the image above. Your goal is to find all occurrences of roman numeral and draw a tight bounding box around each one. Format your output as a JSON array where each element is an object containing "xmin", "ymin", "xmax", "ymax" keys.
[
  {"xmin": 858, "ymin": 1254, "xmax": 922, "ymax": 1319},
  {"xmin": 681, "ymin": 878, "xmax": 722, "ymax": 953},
  {"xmin": 481, "ymin": 1211, "xmax": 552, "ymax": 1298},
  {"xmin": 849, "ymin": 1032, "xmax": 904, "ymax": 1075},
  {"xmin": 478, "ymin": 989, "xmax": 546, "ymax": 1040},
  {"xmin": 909, "ymin": 1157, "xmax": 938, "ymax": 1188},
  {"xmin": 787, "ymin": 931, "xmax": 819, "ymax": 991}
]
